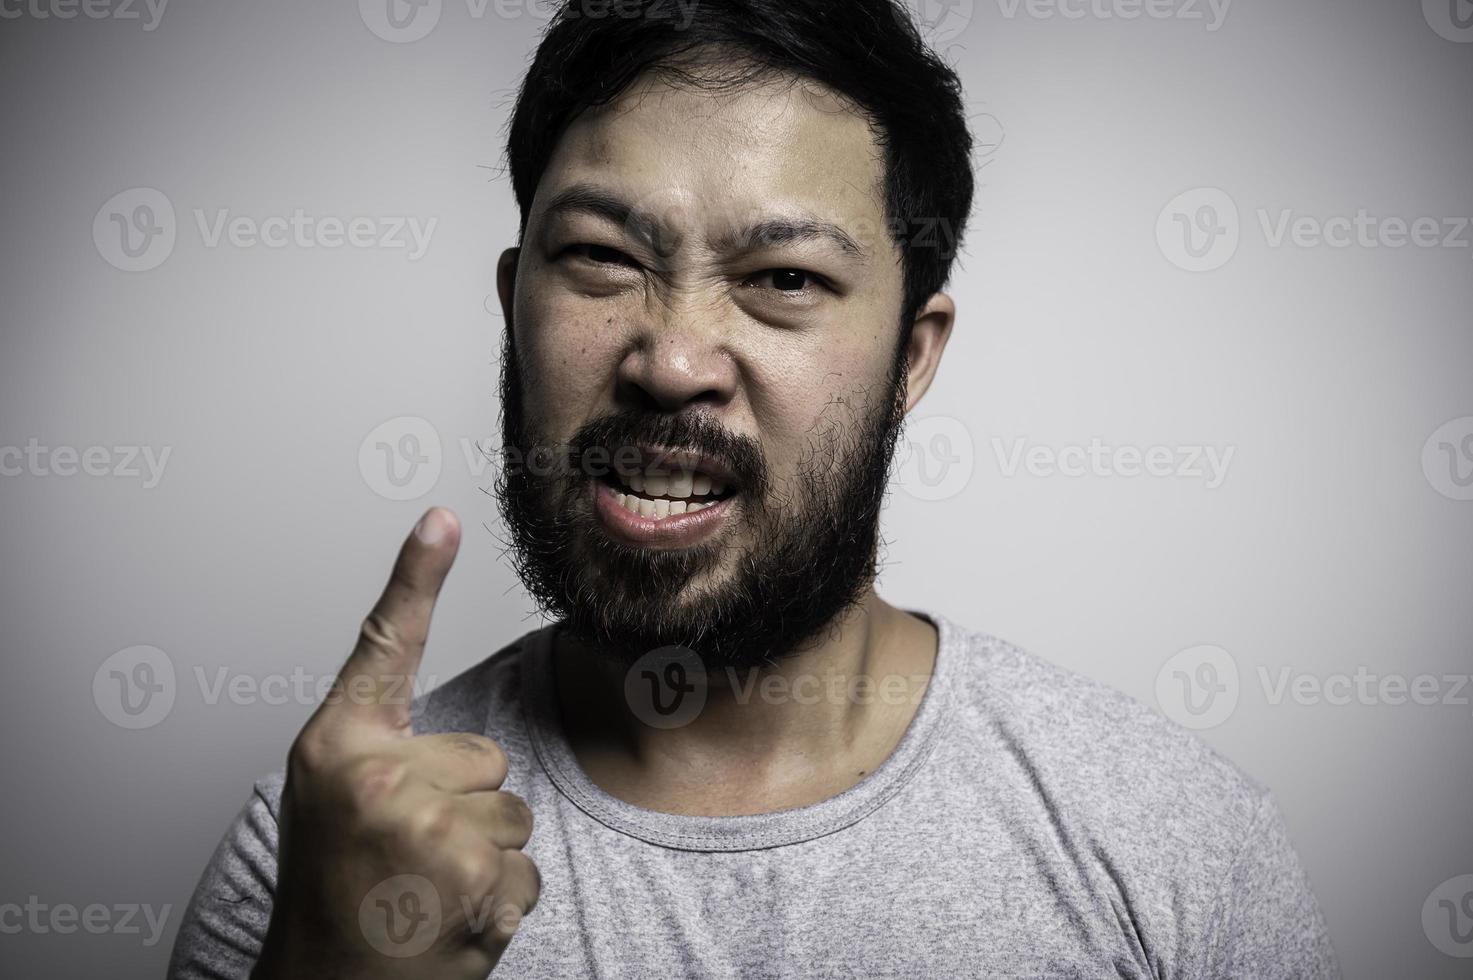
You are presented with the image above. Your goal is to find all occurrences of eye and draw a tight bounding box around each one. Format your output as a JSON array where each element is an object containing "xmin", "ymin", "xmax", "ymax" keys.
[
  {"xmin": 746, "ymin": 268, "xmax": 823, "ymax": 293},
  {"xmin": 562, "ymin": 243, "xmax": 639, "ymax": 268}
]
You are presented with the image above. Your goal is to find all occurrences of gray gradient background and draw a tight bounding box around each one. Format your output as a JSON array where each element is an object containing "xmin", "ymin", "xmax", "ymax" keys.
[{"xmin": 1, "ymin": 0, "xmax": 1471, "ymax": 976}]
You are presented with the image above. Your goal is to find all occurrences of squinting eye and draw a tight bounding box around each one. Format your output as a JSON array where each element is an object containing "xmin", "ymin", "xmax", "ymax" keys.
[
  {"xmin": 565, "ymin": 243, "xmax": 638, "ymax": 267},
  {"xmin": 750, "ymin": 269, "xmax": 814, "ymax": 292}
]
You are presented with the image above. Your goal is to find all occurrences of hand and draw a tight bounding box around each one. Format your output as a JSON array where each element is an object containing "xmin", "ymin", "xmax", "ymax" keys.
[{"xmin": 253, "ymin": 507, "xmax": 539, "ymax": 980}]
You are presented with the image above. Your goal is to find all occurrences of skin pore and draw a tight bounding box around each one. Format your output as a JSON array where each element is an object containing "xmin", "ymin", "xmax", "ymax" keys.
[{"xmin": 494, "ymin": 65, "xmax": 957, "ymax": 817}]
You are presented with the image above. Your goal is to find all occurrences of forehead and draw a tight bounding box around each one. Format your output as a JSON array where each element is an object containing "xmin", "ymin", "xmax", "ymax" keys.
[{"xmin": 530, "ymin": 69, "xmax": 889, "ymax": 241}]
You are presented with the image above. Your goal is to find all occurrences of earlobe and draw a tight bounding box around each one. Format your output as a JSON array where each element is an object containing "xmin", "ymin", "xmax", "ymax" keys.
[{"xmin": 902, "ymin": 293, "xmax": 956, "ymax": 412}]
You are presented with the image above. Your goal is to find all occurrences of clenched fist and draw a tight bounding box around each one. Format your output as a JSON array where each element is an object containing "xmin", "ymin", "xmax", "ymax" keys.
[{"xmin": 252, "ymin": 508, "xmax": 540, "ymax": 980}]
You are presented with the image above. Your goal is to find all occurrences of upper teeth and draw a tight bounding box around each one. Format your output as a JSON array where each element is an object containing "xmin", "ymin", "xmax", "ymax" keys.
[{"xmin": 626, "ymin": 467, "xmax": 725, "ymax": 499}]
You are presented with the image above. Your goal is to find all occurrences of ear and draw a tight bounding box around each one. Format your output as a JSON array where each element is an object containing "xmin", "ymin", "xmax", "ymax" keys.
[
  {"xmin": 901, "ymin": 292, "xmax": 956, "ymax": 413},
  {"xmin": 496, "ymin": 247, "xmax": 520, "ymax": 329}
]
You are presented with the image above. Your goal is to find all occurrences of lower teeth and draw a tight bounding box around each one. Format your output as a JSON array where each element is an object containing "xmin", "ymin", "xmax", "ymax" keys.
[{"xmin": 614, "ymin": 492, "xmax": 717, "ymax": 519}]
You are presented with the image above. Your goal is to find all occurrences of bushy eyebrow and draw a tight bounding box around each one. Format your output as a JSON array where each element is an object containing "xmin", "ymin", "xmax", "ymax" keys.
[
  {"xmin": 710, "ymin": 219, "xmax": 865, "ymax": 258},
  {"xmin": 541, "ymin": 182, "xmax": 867, "ymax": 259}
]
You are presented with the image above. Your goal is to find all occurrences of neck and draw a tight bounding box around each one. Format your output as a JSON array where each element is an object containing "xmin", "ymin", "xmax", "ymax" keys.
[{"xmin": 553, "ymin": 590, "xmax": 939, "ymax": 816}]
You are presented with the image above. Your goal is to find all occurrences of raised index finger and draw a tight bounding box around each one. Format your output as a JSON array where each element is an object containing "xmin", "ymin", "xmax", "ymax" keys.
[{"xmin": 319, "ymin": 506, "xmax": 461, "ymax": 732}]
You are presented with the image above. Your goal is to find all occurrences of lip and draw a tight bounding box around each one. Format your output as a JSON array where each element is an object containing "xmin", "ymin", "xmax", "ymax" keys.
[{"xmin": 593, "ymin": 480, "xmax": 735, "ymax": 548}]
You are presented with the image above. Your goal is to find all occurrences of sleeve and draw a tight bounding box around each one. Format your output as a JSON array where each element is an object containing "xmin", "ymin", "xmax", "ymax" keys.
[
  {"xmin": 1200, "ymin": 792, "xmax": 1340, "ymax": 979},
  {"xmin": 167, "ymin": 777, "xmax": 283, "ymax": 980}
]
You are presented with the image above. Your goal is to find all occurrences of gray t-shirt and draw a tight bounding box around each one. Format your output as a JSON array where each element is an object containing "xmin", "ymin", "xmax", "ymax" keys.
[{"xmin": 168, "ymin": 612, "xmax": 1339, "ymax": 978}]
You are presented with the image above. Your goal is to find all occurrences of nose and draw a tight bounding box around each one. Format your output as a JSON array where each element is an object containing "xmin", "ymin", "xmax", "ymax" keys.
[{"xmin": 614, "ymin": 301, "xmax": 739, "ymax": 414}]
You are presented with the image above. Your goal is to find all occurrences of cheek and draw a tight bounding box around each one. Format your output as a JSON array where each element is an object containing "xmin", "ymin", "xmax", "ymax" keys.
[
  {"xmin": 514, "ymin": 293, "xmax": 627, "ymax": 436},
  {"xmin": 747, "ymin": 341, "xmax": 894, "ymax": 480}
]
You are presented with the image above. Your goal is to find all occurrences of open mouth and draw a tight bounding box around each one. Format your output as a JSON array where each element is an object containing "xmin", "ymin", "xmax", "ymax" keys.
[{"xmin": 599, "ymin": 461, "xmax": 738, "ymax": 520}]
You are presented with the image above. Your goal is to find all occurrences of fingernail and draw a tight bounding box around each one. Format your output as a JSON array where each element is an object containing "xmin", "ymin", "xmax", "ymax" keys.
[{"xmin": 414, "ymin": 508, "xmax": 448, "ymax": 545}]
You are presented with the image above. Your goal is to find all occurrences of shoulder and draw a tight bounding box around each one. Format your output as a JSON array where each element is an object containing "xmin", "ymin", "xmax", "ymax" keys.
[
  {"xmin": 933, "ymin": 617, "xmax": 1332, "ymax": 971},
  {"xmin": 934, "ymin": 615, "xmax": 1272, "ymax": 876}
]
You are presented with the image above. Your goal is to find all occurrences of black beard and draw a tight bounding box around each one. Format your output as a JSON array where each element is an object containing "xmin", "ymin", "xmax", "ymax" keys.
[{"xmin": 494, "ymin": 330, "xmax": 909, "ymax": 671}]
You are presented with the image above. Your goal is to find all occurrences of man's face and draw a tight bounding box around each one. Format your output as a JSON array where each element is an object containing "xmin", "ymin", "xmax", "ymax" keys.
[{"xmin": 496, "ymin": 67, "xmax": 926, "ymax": 667}]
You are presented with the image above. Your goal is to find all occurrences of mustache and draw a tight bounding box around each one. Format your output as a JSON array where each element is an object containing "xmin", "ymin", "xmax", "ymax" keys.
[{"xmin": 564, "ymin": 409, "xmax": 770, "ymax": 497}]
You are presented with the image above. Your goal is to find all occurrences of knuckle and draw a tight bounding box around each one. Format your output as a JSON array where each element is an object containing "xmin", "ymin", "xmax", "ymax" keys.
[
  {"xmin": 503, "ymin": 793, "xmax": 534, "ymax": 839},
  {"xmin": 483, "ymin": 741, "xmax": 510, "ymax": 784},
  {"xmin": 404, "ymin": 799, "xmax": 458, "ymax": 845},
  {"xmin": 450, "ymin": 848, "xmax": 502, "ymax": 898},
  {"xmin": 357, "ymin": 611, "xmax": 405, "ymax": 658},
  {"xmin": 445, "ymin": 732, "xmax": 495, "ymax": 756},
  {"xmin": 288, "ymin": 727, "xmax": 331, "ymax": 776},
  {"xmin": 345, "ymin": 756, "xmax": 409, "ymax": 811}
]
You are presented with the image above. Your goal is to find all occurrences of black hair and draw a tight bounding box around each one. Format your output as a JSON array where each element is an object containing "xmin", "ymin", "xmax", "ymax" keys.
[{"xmin": 504, "ymin": 0, "xmax": 976, "ymax": 327}]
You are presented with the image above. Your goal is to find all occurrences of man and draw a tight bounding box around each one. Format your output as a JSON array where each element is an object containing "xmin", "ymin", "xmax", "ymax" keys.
[{"xmin": 170, "ymin": 1, "xmax": 1339, "ymax": 977}]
